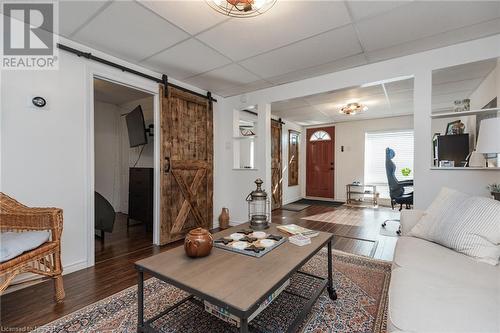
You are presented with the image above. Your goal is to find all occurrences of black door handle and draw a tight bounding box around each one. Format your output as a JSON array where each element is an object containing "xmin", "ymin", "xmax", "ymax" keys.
[{"xmin": 164, "ymin": 157, "xmax": 171, "ymax": 174}]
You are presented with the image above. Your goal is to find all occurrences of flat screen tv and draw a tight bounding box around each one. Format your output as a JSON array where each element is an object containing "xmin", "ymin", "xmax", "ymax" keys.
[{"xmin": 126, "ymin": 105, "xmax": 147, "ymax": 147}]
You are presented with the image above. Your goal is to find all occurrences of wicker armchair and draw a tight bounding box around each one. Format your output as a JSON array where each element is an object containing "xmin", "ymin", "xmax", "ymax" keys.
[{"xmin": 0, "ymin": 193, "xmax": 65, "ymax": 302}]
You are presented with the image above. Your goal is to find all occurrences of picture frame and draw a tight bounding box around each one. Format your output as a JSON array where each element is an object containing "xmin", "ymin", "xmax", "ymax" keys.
[{"xmin": 445, "ymin": 120, "xmax": 461, "ymax": 135}]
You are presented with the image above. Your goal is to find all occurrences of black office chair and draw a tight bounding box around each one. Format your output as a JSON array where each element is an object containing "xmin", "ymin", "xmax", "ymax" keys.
[
  {"xmin": 95, "ymin": 192, "xmax": 116, "ymax": 241},
  {"xmin": 381, "ymin": 147, "xmax": 413, "ymax": 234}
]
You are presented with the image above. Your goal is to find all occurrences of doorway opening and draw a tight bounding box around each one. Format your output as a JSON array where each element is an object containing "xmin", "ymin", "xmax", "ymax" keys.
[{"xmin": 93, "ymin": 78, "xmax": 155, "ymax": 263}]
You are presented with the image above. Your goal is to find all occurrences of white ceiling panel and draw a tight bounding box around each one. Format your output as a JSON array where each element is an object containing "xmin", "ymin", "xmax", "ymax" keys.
[
  {"xmin": 139, "ymin": 0, "xmax": 228, "ymax": 35},
  {"xmin": 265, "ymin": 53, "xmax": 367, "ymax": 86},
  {"xmin": 217, "ymin": 79, "xmax": 274, "ymax": 97},
  {"xmin": 347, "ymin": 0, "xmax": 412, "ymax": 21},
  {"xmin": 433, "ymin": 58, "xmax": 497, "ymax": 85},
  {"xmin": 142, "ymin": 39, "xmax": 231, "ymax": 80},
  {"xmin": 357, "ymin": 1, "xmax": 500, "ymax": 52},
  {"xmin": 184, "ymin": 64, "xmax": 260, "ymax": 92},
  {"xmin": 73, "ymin": 1, "xmax": 189, "ymax": 61},
  {"xmin": 366, "ymin": 17, "xmax": 500, "ymax": 63},
  {"xmin": 59, "ymin": 1, "xmax": 110, "ymax": 37},
  {"xmin": 240, "ymin": 26, "xmax": 362, "ymax": 78},
  {"xmin": 432, "ymin": 79, "xmax": 483, "ymax": 97},
  {"xmin": 197, "ymin": 1, "xmax": 351, "ymax": 61}
]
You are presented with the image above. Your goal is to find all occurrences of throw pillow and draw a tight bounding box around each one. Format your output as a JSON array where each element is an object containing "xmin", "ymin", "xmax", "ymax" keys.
[{"xmin": 409, "ymin": 187, "xmax": 500, "ymax": 265}]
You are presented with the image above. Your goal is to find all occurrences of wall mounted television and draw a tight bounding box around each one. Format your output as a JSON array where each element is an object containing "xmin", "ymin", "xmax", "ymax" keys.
[{"xmin": 126, "ymin": 105, "xmax": 147, "ymax": 147}]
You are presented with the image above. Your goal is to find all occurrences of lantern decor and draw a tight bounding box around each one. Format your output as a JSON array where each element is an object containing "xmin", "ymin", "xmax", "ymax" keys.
[
  {"xmin": 206, "ymin": 0, "xmax": 277, "ymax": 18},
  {"xmin": 246, "ymin": 178, "xmax": 270, "ymax": 230}
]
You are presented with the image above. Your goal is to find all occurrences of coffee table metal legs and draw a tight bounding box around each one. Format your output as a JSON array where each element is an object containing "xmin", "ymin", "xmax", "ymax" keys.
[
  {"xmin": 138, "ymin": 270, "xmax": 145, "ymax": 333},
  {"xmin": 240, "ymin": 317, "xmax": 249, "ymax": 333},
  {"xmin": 327, "ymin": 240, "xmax": 338, "ymax": 301}
]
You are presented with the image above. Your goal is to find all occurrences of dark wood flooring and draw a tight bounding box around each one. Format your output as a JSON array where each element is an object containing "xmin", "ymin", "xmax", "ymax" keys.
[{"xmin": 0, "ymin": 204, "xmax": 399, "ymax": 331}]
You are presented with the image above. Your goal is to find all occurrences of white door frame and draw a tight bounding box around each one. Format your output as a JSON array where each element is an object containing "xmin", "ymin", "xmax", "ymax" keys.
[{"xmin": 85, "ymin": 62, "xmax": 161, "ymax": 268}]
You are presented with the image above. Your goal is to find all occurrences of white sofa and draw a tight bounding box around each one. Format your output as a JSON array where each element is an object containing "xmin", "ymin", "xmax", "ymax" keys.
[{"xmin": 388, "ymin": 210, "xmax": 500, "ymax": 333}]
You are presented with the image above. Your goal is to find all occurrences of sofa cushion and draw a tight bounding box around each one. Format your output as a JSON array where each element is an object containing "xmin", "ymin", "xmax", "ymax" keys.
[
  {"xmin": 409, "ymin": 187, "xmax": 500, "ymax": 265},
  {"xmin": 389, "ymin": 266, "xmax": 500, "ymax": 333},
  {"xmin": 393, "ymin": 236, "xmax": 500, "ymax": 288},
  {"xmin": 0, "ymin": 231, "xmax": 50, "ymax": 262}
]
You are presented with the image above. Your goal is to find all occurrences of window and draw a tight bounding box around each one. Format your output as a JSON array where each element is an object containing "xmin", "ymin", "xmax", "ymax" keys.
[
  {"xmin": 364, "ymin": 130, "xmax": 414, "ymax": 199},
  {"xmin": 310, "ymin": 130, "xmax": 331, "ymax": 141}
]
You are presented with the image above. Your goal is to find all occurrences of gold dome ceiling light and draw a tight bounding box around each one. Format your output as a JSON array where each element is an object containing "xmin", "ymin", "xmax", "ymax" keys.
[
  {"xmin": 206, "ymin": 0, "xmax": 277, "ymax": 18},
  {"xmin": 339, "ymin": 102, "xmax": 368, "ymax": 115}
]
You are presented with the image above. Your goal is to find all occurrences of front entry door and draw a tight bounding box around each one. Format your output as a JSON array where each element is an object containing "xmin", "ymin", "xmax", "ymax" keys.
[
  {"xmin": 271, "ymin": 120, "xmax": 282, "ymax": 210},
  {"xmin": 159, "ymin": 86, "xmax": 213, "ymax": 245},
  {"xmin": 306, "ymin": 126, "xmax": 334, "ymax": 198}
]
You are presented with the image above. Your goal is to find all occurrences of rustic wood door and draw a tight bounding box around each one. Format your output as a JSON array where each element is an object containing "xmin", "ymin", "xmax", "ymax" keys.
[
  {"xmin": 306, "ymin": 126, "xmax": 334, "ymax": 198},
  {"xmin": 160, "ymin": 86, "xmax": 213, "ymax": 245},
  {"xmin": 271, "ymin": 120, "xmax": 282, "ymax": 210}
]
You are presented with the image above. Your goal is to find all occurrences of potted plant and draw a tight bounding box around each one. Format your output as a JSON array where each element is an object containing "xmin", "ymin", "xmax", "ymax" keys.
[
  {"xmin": 401, "ymin": 168, "xmax": 412, "ymax": 177},
  {"xmin": 487, "ymin": 183, "xmax": 500, "ymax": 201}
]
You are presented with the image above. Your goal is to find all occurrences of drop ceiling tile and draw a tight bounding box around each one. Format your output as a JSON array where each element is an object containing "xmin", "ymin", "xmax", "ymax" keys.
[
  {"xmin": 73, "ymin": 1, "xmax": 189, "ymax": 62},
  {"xmin": 218, "ymin": 79, "xmax": 273, "ymax": 97},
  {"xmin": 357, "ymin": 1, "xmax": 500, "ymax": 52},
  {"xmin": 59, "ymin": 1, "xmax": 110, "ymax": 37},
  {"xmin": 139, "ymin": 1, "xmax": 227, "ymax": 35},
  {"xmin": 142, "ymin": 39, "xmax": 231, "ymax": 80},
  {"xmin": 197, "ymin": 1, "xmax": 351, "ymax": 61},
  {"xmin": 432, "ymin": 58, "xmax": 497, "ymax": 85},
  {"xmin": 272, "ymin": 99, "xmax": 310, "ymax": 112},
  {"xmin": 184, "ymin": 64, "xmax": 260, "ymax": 93},
  {"xmin": 384, "ymin": 79, "xmax": 414, "ymax": 94},
  {"xmin": 432, "ymin": 78, "xmax": 483, "ymax": 97},
  {"xmin": 266, "ymin": 53, "xmax": 367, "ymax": 85},
  {"xmin": 366, "ymin": 18, "xmax": 500, "ymax": 63},
  {"xmin": 347, "ymin": 1, "xmax": 413, "ymax": 22},
  {"xmin": 239, "ymin": 26, "xmax": 362, "ymax": 79}
]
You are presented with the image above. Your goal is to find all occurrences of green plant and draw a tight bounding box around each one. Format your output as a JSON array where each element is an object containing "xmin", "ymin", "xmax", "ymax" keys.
[
  {"xmin": 487, "ymin": 183, "xmax": 500, "ymax": 193},
  {"xmin": 401, "ymin": 168, "xmax": 412, "ymax": 177}
]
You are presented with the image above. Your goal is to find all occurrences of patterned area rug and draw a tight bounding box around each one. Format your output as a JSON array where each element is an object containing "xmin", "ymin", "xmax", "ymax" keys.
[{"xmin": 35, "ymin": 250, "xmax": 391, "ymax": 333}]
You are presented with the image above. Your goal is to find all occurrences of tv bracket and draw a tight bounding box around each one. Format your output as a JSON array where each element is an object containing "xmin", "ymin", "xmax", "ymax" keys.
[{"xmin": 145, "ymin": 124, "xmax": 154, "ymax": 137}]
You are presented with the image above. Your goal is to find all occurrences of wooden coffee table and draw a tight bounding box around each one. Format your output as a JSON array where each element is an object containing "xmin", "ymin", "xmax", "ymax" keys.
[{"xmin": 135, "ymin": 223, "xmax": 337, "ymax": 333}]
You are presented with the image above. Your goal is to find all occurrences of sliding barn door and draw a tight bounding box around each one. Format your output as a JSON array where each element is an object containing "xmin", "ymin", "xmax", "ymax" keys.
[
  {"xmin": 160, "ymin": 86, "xmax": 213, "ymax": 245},
  {"xmin": 271, "ymin": 120, "xmax": 282, "ymax": 210}
]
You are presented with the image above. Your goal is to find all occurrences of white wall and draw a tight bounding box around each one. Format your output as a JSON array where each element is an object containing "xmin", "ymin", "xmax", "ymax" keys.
[
  {"xmin": 469, "ymin": 59, "xmax": 499, "ymax": 109},
  {"xmin": 305, "ymin": 115, "xmax": 414, "ymax": 201},
  {"xmin": 94, "ymin": 101, "xmax": 121, "ymax": 211},
  {"xmin": 278, "ymin": 118, "xmax": 303, "ymax": 205},
  {"xmin": 220, "ymin": 34, "xmax": 500, "ymax": 216},
  {"xmin": 1, "ymin": 36, "xmax": 221, "ymax": 273}
]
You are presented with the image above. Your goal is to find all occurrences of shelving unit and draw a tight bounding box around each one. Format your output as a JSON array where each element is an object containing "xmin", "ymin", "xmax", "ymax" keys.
[
  {"xmin": 431, "ymin": 107, "xmax": 499, "ymax": 119},
  {"xmin": 346, "ymin": 184, "xmax": 378, "ymax": 208}
]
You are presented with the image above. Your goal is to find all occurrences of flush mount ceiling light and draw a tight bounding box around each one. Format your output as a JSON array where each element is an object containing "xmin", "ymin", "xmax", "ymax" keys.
[
  {"xmin": 339, "ymin": 102, "xmax": 368, "ymax": 115},
  {"xmin": 206, "ymin": 0, "xmax": 277, "ymax": 18}
]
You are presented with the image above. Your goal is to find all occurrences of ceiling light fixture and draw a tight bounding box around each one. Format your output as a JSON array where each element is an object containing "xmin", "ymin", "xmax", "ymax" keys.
[
  {"xmin": 339, "ymin": 102, "xmax": 368, "ymax": 115},
  {"xmin": 206, "ymin": 0, "xmax": 277, "ymax": 18}
]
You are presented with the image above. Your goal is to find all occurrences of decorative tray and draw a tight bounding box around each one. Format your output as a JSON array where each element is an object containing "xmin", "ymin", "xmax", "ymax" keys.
[{"xmin": 213, "ymin": 229, "xmax": 286, "ymax": 258}]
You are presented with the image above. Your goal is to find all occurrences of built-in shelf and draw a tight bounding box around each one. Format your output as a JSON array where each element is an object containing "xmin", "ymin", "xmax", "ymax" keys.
[
  {"xmin": 430, "ymin": 167, "xmax": 500, "ymax": 170},
  {"xmin": 232, "ymin": 168, "xmax": 258, "ymax": 171},
  {"xmin": 431, "ymin": 107, "xmax": 500, "ymax": 119},
  {"xmin": 233, "ymin": 135, "xmax": 257, "ymax": 139}
]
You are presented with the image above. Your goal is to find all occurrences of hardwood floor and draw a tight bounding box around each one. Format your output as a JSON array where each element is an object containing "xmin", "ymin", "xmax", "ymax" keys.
[{"xmin": 0, "ymin": 204, "xmax": 400, "ymax": 331}]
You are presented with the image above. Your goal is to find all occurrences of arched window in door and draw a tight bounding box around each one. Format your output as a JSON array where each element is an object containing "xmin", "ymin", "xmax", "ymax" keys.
[{"xmin": 310, "ymin": 130, "xmax": 331, "ymax": 141}]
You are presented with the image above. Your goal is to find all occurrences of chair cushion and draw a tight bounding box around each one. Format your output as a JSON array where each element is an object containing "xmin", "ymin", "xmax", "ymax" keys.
[
  {"xmin": 409, "ymin": 187, "xmax": 500, "ymax": 265},
  {"xmin": 0, "ymin": 231, "xmax": 50, "ymax": 262}
]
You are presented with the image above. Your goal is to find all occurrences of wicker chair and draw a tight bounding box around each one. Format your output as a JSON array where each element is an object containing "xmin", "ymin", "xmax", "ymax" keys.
[{"xmin": 0, "ymin": 193, "xmax": 65, "ymax": 302}]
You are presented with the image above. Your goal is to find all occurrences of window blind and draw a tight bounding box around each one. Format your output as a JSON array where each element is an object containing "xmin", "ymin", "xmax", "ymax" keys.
[{"xmin": 364, "ymin": 130, "xmax": 414, "ymax": 198}]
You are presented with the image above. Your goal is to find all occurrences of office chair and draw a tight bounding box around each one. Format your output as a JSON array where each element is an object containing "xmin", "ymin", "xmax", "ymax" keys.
[{"xmin": 381, "ymin": 147, "xmax": 414, "ymax": 234}]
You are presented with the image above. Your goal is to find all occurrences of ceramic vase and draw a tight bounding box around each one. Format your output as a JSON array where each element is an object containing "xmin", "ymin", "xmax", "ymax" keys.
[{"xmin": 219, "ymin": 208, "xmax": 230, "ymax": 229}]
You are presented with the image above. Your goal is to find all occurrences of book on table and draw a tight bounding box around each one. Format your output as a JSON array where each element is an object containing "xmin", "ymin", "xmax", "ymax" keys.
[{"xmin": 276, "ymin": 224, "xmax": 319, "ymax": 238}]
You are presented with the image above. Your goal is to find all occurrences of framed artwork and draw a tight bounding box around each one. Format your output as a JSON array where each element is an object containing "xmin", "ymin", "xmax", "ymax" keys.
[
  {"xmin": 288, "ymin": 130, "xmax": 300, "ymax": 186},
  {"xmin": 446, "ymin": 120, "xmax": 462, "ymax": 135}
]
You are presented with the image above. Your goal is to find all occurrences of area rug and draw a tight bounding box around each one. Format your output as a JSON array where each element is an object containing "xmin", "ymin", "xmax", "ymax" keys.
[
  {"xmin": 34, "ymin": 250, "xmax": 391, "ymax": 333},
  {"xmin": 281, "ymin": 202, "xmax": 311, "ymax": 211},
  {"xmin": 294, "ymin": 199, "xmax": 344, "ymax": 208}
]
